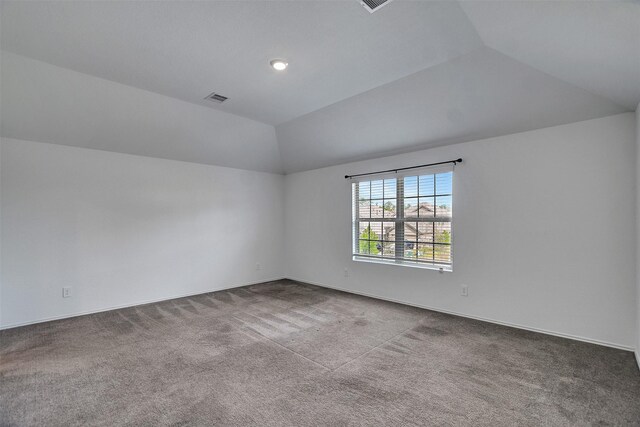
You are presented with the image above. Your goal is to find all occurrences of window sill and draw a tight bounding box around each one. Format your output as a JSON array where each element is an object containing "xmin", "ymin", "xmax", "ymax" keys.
[{"xmin": 352, "ymin": 256, "xmax": 452, "ymax": 272}]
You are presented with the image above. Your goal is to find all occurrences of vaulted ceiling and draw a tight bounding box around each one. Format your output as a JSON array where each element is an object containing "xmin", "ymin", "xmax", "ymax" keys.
[{"xmin": 1, "ymin": 1, "xmax": 638, "ymax": 173}]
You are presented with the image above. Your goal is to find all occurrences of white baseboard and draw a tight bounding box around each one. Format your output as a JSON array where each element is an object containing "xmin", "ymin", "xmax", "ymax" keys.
[
  {"xmin": 289, "ymin": 277, "xmax": 635, "ymax": 352},
  {"xmin": 3, "ymin": 275, "xmax": 638, "ymax": 359},
  {"xmin": 0, "ymin": 277, "xmax": 285, "ymax": 331}
]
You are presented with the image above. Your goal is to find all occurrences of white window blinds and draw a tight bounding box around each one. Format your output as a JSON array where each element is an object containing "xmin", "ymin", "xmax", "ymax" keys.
[{"xmin": 351, "ymin": 164, "xmax": 454, "ymax": 269}]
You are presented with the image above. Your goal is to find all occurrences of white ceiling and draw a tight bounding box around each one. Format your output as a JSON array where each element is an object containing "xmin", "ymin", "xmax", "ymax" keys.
[
  {"xmin": 461, "ymin": 0, "xmax": 640, "ymax": 111},
  {"xmin": 0, "ymin": 0, "xmax": 483, "ymax": 125},
  {"xmin": 1, "ymin": 0, "xmax": 638, "ymax": 174},
  {"xmin": 277, "ymin": 47, "xmax": 626, "ymax": 172},
  {"xmin": 1, "ymin": 52, "xmax": 284, "ymax": 173}
]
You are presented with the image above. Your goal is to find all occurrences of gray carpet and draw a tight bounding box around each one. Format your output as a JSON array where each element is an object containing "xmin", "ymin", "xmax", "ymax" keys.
[{"xmin": 1, "ymin": 280, "xmax": 639, "ymax": 426}]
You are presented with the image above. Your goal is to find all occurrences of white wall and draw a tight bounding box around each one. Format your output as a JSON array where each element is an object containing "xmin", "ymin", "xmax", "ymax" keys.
[
  {"xmin": 0, "ymin": 135, "xmax": 2, "ymax": 327},
  {"xmin": 285, "ymin": 113, "xmax": 637, "ymax": 350},
  {"xmin": 0, "ymin": 137, "xmax": 285, "ymax": 328},
  {"xmin": 1, "ymin": 113, "xmax": 637, "ymax": 353},
  {"xmin": 636, "ymin": 103, "xmax": 640, "ymax": 364}
]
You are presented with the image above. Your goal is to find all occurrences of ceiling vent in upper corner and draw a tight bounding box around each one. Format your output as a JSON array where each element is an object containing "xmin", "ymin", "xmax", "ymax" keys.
[
  {"xmin": 360, "ymin": 0, "xmax": 394, "ymax": 13},
  {"xmin": 204, "ymin": 92, "xmax": 228, "ymax": 103}
]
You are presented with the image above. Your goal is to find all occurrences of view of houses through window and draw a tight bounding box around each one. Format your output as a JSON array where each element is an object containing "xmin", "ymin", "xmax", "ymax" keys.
[{"xmin": 352, "ymin": 170, "xmax": 453, "ymax": 268}]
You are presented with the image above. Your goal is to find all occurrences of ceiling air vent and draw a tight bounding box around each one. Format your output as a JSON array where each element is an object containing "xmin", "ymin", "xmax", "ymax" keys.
[
  {"xmin": 204, "ymin": 92, "xmax": 228, "ymax": 103},
  {"xmin": 360, "ymin": 0, "xmax": 394, "ymax": 13}
]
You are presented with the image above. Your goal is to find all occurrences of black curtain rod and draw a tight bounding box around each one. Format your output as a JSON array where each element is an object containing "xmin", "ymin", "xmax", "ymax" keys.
[{"xmin": 344, "ymin": 158, "xmax": 462, "ymax": 179}]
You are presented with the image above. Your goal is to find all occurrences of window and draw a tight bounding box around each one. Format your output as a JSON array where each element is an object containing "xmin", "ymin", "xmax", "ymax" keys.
[{"xmin": 352, "ymin": 167, "xmax": 453, "ymax": 270}]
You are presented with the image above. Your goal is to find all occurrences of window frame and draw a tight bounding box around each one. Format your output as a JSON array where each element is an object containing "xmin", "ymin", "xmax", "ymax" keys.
[{"xmin": 351, "ymin": 168, "xmax": 454, "ymax": 272}]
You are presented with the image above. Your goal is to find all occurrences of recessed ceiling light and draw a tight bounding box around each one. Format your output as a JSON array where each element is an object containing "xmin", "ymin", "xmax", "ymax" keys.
[{"xmin": 270, "ymin": 59, "xmax": 288, "ymax": 71}]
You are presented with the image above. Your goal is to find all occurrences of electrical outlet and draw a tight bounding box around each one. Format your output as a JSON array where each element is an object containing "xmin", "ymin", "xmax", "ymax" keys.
[
  {"xmin": 460, "ymin": 285, "xmax": 468, "ymax": 297},
  {"xmin": 343, "ymin": 268, "xmax": 349, "ymax": 278},
  {"xmin": 256, "ymin": 263, "xmax": 261, "ymax": 271},
  {"xmin": 62, "ymin": 287, "xmax": 72, "ymax": 298}
]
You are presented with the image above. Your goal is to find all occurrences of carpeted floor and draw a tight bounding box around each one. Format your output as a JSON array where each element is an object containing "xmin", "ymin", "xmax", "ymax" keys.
[{"xmin": 1, "ymin": 280, "xmax": 639, "ymax": 426}]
